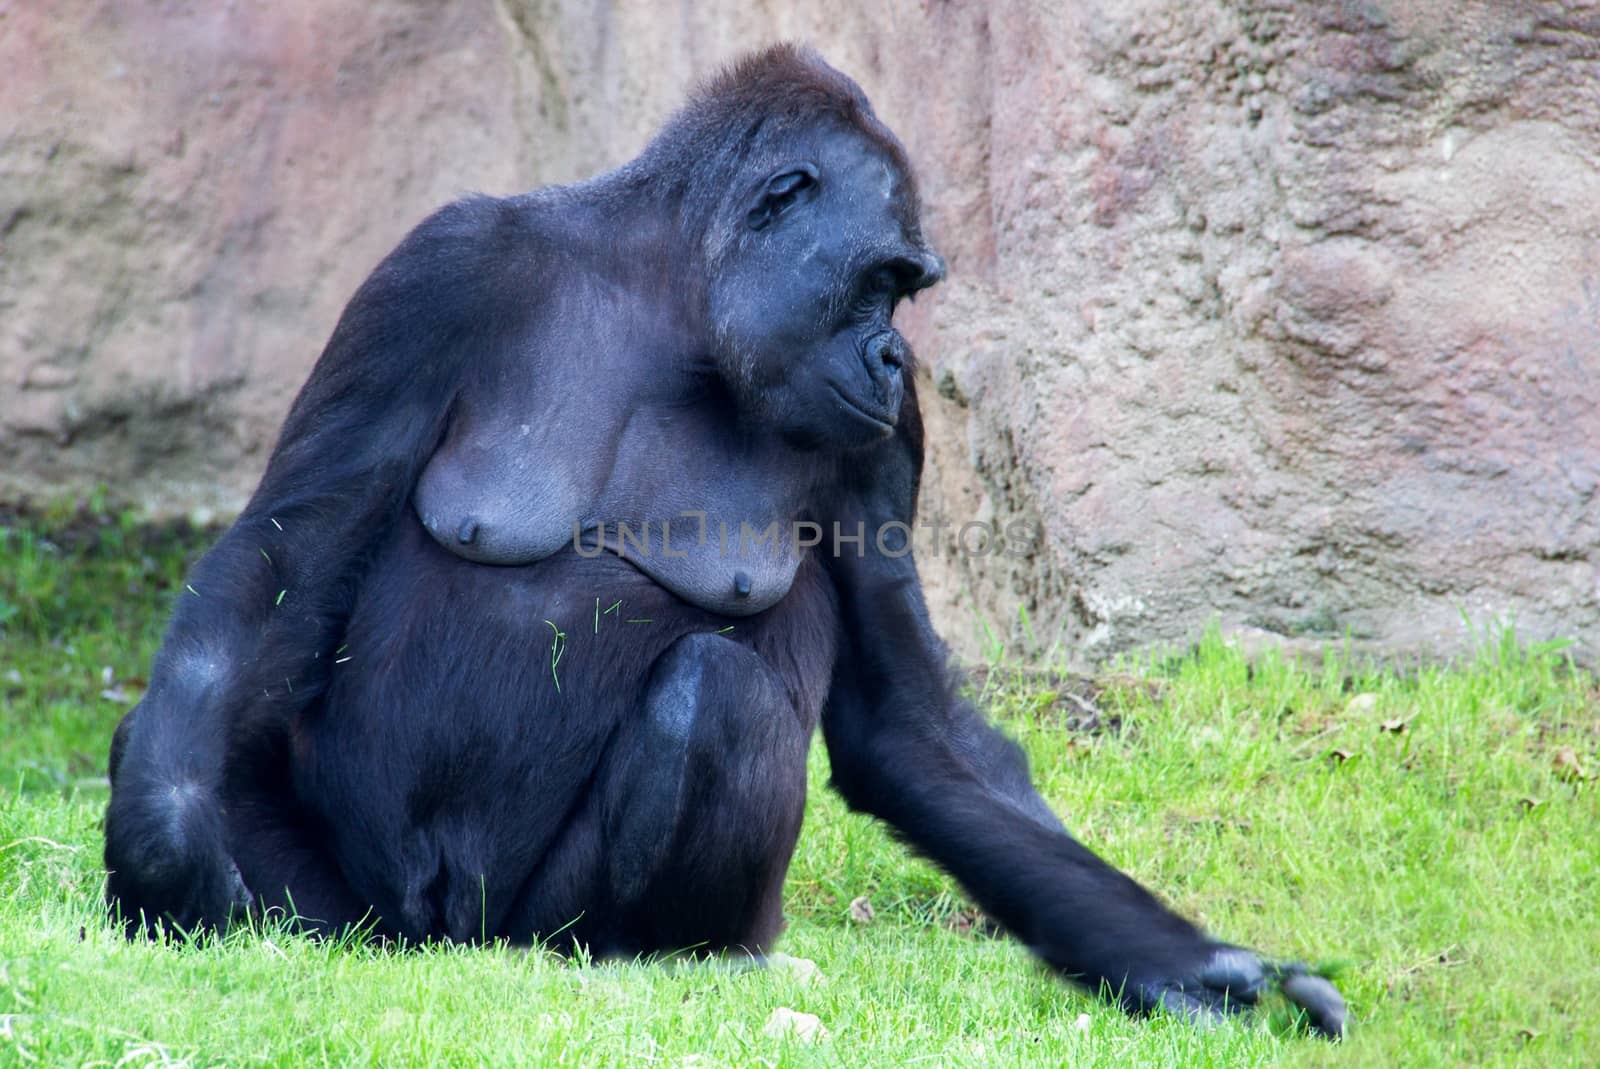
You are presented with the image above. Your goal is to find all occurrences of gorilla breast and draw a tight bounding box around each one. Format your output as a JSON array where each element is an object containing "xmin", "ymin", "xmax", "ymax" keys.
[{"xmin": 412, "ymin": 108, "xmax": 945, "ymax": 616}]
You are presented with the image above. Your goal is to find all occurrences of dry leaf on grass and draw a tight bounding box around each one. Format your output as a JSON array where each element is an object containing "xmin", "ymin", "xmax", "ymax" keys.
[
  {"xmin": 1552, "ymin": 747, "xmax": 1588, "ymax": 782},
  {"xmin": 944, "ymin": 909, "xmax": 1002, "ymax": 938},
  {"xmin": 1062, "ymin": 735, "xmax": 1097, "ymax": 759}
]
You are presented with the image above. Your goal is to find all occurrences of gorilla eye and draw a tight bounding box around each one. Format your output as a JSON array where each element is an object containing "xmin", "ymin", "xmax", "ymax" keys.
[{"xmin": 747, "ymin": 166, "xmax": 818, "ymax": 231}]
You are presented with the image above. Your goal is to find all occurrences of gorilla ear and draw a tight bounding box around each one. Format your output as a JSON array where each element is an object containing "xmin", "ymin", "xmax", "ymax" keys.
[{"xmin": 747, "ymin": 165, "xmax": 819, "ymax": 231}]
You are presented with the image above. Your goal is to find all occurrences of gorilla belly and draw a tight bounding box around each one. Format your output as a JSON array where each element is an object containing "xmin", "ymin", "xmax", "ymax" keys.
[
  {"xmin": 287, "ymin": 518, "xmax": 831, "ymax": 941},
  {"xmin": 290, "ymin": 525, "xmax": 715, "ymax": 937}
]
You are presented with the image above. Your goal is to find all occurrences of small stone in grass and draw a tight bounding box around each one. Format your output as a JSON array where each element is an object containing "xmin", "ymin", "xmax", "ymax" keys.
[
  {"xmin": 848, "ymin": 895, "xmax": 875, "ymax": 924},
  {"xmin": 1073, "ymin": 1013, "xmax": 1092, "ymax": 1033},
  {"xmin": 765, "ymin": 953, "xmax": 824, "ymax": 985},
  {"xmin": 763, "ymin": 1007, "xmax": 829, "ymax": 1043},
  {"xmin": 1379, "ymin": 717, "xmax": 1408, "ymax": 734},
  {"xmin": 1345, "ymin": 693, "xmax": 1379, "ymax": 715}
]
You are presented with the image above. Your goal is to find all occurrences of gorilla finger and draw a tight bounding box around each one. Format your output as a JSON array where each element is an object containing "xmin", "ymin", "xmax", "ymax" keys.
[
  {"xmin": 1143, "ymin": 987, "xmax": 1225, "ymax": 1030},
  {"xmin": 223, "ymin": 860, "xmax": 255, "ymax": 926},
  {"xmin": 1196, "ymin": 946, "xmax": 1266, "ymax": 1004},
  {"xmin": 1280, "ymin": 972, "xmax": 1348, "ymax": 1040}
]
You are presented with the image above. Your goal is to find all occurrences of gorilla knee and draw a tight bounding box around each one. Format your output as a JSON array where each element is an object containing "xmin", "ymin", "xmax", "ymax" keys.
[
  {"xmin": 606, "ymin": 633, "xmax": 777, "ymax": 902},
  {"xmin": 645, "ymin": 635, "xmax": 720, "ymax": 745}
]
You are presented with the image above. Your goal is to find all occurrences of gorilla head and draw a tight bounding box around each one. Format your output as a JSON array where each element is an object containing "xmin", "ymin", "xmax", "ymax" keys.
[{"xmin": 655, "ymin": 47, "xmax": 946, "ymax": 448}]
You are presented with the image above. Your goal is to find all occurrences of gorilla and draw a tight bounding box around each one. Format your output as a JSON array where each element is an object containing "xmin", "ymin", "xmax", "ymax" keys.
[{"xmin": 104, "ymin": 45, "xmax": 1345, "ymax": 1037}]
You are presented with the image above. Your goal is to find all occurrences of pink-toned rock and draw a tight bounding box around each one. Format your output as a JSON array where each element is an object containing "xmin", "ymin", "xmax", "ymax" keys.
[
  {"xmin": 1, "ymin": 0, "xmax": 540, "ymax": 510},
  {"xmin": 3, "ymin": 1, "xmax": 1597, "ymax": 662}
]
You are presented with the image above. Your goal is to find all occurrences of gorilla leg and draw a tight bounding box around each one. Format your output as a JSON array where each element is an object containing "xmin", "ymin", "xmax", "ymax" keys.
[
  {"xmin": 503, "ymin": 632, "xmax": 811, "ymax": 957},
  {"xmin": 224, "ymin": 522, "xmax": 830, "ymax": 952}
]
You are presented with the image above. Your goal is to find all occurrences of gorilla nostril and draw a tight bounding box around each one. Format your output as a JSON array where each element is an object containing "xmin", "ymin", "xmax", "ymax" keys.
[
  {"xmin": 917, "ymin": 252, "xmax": 946, "ymax": 288},
  {"xmin": 872, "ymin": 334, "xmax": 903, "ymax": 370}
]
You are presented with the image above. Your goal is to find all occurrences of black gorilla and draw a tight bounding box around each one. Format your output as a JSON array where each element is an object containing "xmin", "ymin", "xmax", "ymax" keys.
[{"xmin": 104, "ymin": 45, "xmax": 1344, "ymax": 1037}]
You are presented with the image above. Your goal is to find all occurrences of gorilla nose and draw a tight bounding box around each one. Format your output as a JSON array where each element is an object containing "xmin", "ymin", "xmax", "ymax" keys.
[
  {"xmin": 868, "ymin": 332, "xmax": 905, "ymax": 370},
  {"xmin": 914, "ymin": 251, "xmax": 946, "ymax": 289}
]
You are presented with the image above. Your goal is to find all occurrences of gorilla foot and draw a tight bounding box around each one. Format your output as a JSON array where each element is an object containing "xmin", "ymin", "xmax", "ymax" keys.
[
  {"xmin": 108, "ymin": 852, "xmax": 254, "ymax": 940},
  {"xmin": 104, "ymin": 786, "xmax": 254, "ymax": 939}
]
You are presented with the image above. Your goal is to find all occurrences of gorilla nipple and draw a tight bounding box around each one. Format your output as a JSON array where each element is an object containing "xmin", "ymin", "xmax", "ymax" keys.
[
  {"xmin": 734, "ymin": 570, "xmax": 752, "ymax": 599},
  {"xmin": 457, "ymin": 518, "xmax": 480, "ymax": 546}
]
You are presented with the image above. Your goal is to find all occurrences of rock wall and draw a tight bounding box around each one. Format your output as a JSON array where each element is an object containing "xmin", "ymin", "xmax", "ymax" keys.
[{"xmin": 4, "ymin": 1, "xmax": 1597, "ymax": 661}]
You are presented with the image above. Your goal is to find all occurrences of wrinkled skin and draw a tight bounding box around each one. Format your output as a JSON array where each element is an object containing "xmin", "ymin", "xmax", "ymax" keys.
[{"xmin": 104, "ymin": 44, "xmax": 1345, "ymax": 1040}]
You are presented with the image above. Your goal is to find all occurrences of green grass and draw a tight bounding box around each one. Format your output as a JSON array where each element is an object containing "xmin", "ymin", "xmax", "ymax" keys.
[{"xmin": 2, "ymin": 509, "xmax": 1597, "ymax": 1067}]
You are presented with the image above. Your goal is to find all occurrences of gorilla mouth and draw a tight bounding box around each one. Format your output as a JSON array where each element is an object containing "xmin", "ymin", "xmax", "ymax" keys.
[{"xmin": 827, "ymin": 381, "xmax": 896, "ymax": 431}]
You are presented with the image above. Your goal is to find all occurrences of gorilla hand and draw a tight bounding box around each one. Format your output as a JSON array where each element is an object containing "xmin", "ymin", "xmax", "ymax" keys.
[{"xmin": 1127, "ymin": 943, "xmax": 1346, "ymax": 1039}]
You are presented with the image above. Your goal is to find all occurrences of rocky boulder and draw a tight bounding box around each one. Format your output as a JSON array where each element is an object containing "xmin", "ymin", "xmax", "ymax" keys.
[{"xmin": 3, "ymin": 1, "xmax": 1596, "ymax": 661}]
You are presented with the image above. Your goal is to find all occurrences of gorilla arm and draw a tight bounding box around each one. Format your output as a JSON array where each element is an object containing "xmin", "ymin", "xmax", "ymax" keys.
[
  {"xmin": 104, "ymin": 196, "xmax": 541, "ymax": 934},
  {"xmin": 814, "ymin": 399, "xmax": 1346, "ymax": 1037}
]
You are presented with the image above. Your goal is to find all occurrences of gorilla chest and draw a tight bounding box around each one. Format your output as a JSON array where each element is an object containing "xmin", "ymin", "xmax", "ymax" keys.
[{"xmin": 414, "ymin": 401, "xmax": 817, "ymax": 617}]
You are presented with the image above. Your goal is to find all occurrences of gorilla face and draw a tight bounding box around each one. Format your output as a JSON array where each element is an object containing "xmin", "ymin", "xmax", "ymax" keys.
[{"xmin": 708, "ymin": 125, "xmax": 944, "ymax": 450}]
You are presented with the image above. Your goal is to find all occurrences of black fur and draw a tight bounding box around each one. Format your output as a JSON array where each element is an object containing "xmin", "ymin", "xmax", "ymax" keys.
[{"xmin": 104, "ymin": 44, "xmax": 1344, "ymax": 1038}]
